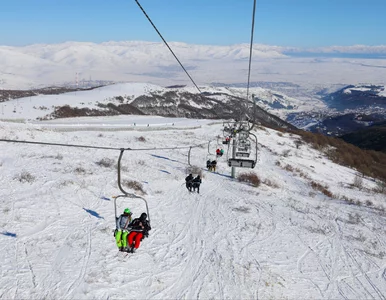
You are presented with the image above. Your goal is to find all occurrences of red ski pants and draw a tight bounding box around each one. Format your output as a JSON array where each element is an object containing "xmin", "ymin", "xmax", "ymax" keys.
[{"xmin": 128, "ymin": 232, "xmax": 143, "ymax": 249}]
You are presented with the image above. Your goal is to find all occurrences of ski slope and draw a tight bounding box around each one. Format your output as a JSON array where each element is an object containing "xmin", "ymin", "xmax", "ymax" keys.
[{"xmin": 0, "ymin": 119, "xmax": 385, "ymax": 299}]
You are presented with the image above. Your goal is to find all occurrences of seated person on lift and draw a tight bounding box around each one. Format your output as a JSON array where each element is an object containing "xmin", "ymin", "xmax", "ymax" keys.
[
  {"xmin": 192, "ymin": 175, "xmax": 202, "ymax": 193},
  {"xmin": 216, "ymin": 148, "xmax": 224, "ymax": 157},
  {"xmin": 115, "ymin": 208, "xmax": 133, "ymax": 252},
  {"xmin": 210, "ymin": 160, "xmax": 217, "ymax": 172},
  {"xmin": 206, "ymin": 159, "xmax": 211, "ymax": 170},
  {"xmin": 127, "ymin": 213, "xmax": 151, "ymax": 253},
  {"xmin": 185, "ymin": 173, "xmax": 194, "ymax": 192}
]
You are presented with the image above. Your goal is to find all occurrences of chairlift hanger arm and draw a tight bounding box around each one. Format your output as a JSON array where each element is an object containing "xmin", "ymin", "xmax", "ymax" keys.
[
  {"xmin": 249, "ymin": 132, "xmax": 258, "ymax": 164},
  {"xmin": 116, "ymin": 149, "xmax": 151, "ymax": 226}
]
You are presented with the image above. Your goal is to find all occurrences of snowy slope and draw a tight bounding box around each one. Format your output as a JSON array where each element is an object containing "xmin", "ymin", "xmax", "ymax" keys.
[
  {"xmin": 0, "ymin": 117, "xmax": 385, "ymax": 299},
  {"xmin": 0, "ymin": 83, "xmax": 166, "ymax": 121},
  {"xmin": 1, "ymin": 82, "xmax": 322, "ymax": 122}
]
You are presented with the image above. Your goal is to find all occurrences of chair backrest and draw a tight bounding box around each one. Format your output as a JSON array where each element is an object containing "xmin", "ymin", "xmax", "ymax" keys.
[{"xmin": 228, "ymin": 158, "xmax": 255, "ymax": 168}]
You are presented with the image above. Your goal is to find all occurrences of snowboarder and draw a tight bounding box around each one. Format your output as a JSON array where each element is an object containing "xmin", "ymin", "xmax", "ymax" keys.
[
  {"xmin": 192, "ymin": 175, "xmax": 202, "ymax": 193},
  {"xmin": 185, "ymin": 173, "xmax": 194, "ymax": 192},
  {"xmin": 115, "ymin": 208, "xmax": 133, "ymax": 251},
  {"xmin": 127, "ymin": 213, "xmax": 151, "ymax": 253}
]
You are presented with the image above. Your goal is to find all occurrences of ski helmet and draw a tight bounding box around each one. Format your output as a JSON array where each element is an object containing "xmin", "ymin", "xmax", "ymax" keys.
[
  {"xmin": 124, "ymin": 208, "xmax": 131, "ymax": 214},
  {"xmin": 140, "ymin": 213, "xmax": 147, "ymax": 221}
]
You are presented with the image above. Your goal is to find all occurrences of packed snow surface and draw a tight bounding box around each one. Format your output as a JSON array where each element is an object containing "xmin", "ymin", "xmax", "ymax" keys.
[{"xmin": 0, "ymin": 115, "xmax": 385, "ymax": 299}]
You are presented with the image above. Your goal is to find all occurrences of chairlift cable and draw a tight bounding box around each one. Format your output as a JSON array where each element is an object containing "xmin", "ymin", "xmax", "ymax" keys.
[
  {"xmin": 246, "ymin": 0, "xmax": 257, "ymax": 104},
  {"xmin": 0, "ymin": 138, "xmax": 207, "ymax": 151},
  {"xmin": 0, "ymin": 138, "xmax": 120, "ymax": 150},
  {"xmin": 239, "ymin": 0, "xmax": 257, "ymax": 127},
  {"xmin": 134, "ymin": 0, "xmax": 202, "ymax": 93}
]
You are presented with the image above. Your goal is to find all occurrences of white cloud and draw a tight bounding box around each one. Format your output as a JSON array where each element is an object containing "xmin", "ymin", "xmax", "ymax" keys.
[{"xmin": 1, "ymin": 41, "xmax": 386, "ymax": 89}]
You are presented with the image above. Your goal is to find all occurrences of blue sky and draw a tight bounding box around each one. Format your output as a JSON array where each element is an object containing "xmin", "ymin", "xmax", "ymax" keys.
[{"xmin": 1, "ymin": 0, "xmax": 385, "ymax": 47}]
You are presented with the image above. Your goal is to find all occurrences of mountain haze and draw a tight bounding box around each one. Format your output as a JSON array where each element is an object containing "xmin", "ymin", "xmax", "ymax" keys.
[{"xmin": 1, "ymin": 41, "xmax": 386, "ymax": 90}]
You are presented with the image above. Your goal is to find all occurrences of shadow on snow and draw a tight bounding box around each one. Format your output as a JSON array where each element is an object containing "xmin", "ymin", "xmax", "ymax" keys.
[
  {"xmin": 1, "ymin": 231, "xmax": 17, "ymax": 238},
  {"xmin": 83, "ymin": 208, "xmax": 104, "ymax": 219},
  {"xmin": 150, "ymin": 154, "xmax": 179, "ymax": 163},
  {"xmin": 159, "ymin": 169, "xmax": 171, "ymax": 174}
]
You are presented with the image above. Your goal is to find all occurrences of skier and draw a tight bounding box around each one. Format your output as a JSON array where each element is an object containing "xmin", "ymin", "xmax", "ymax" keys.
[
  {"xmin": 185, "ymin": 173, "xmax": 194, "ymax": 192},
  {"xmin": 216, "ymin": 148, "xmax": 222, "ymax": 157},
  {"xmin": 115, "ymin": 208, "xmax": 133, "ymax": 251},
  {"xmin": 192, "ymin": 175, "xmax": 202, "ymax": 193},
  {"xmin": 127, "ymin": 213, "xmax": 151, "ymax": 253}
]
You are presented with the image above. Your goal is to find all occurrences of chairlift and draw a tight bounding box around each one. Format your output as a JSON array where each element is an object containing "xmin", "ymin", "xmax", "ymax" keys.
[
  {"xmin": 228, "ymin": 158, "xmax": 255, "ymax": 168},
  {"xmin": 223, "ymin": 121, "xmax": 238, "ymax": 137},
  {"xmin": 207, "ymin": 140, "xmax": 215, "ymax": 156},
  {"xmin": 222, "ymin": 135, "xmax": 231, "ymax": 145},
  {"xmin": 188, "ymin": 146, "xmax": 192, "ymax": 166},
  {"xmin": 237, "ymin": 147, "xmax": 248, "ymax": 153},
  {"xmin": 114, "ymin": 149, "xmax": 151, "ymax": 235},
  {"xmin": 237, "ymin": 139, "xmax": 251, "ymax": 149},
  {"xmin": 238, "ymin": 131, "xmax": 250, "ymax": 140},
  {"xmin": 227, "ymin": 131, "xmax": 258, "ymax": 169},
  {"xmin": 208, "ymin": 139, "xmax": 225, "ymax": 156},
  {"xmin": 235, "ymin": 152, "xmax": 250, "ymax": 158},
  {"xmin": 216, "ymin": 136, "xmax": 225, "ymax": 147}
]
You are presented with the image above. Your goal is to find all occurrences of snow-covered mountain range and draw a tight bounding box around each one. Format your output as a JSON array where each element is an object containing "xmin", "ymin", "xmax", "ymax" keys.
[
  {"xmin": 323, "ymin": 85, "xmax": 386, "ymax": 110},
  {"xmin": 1, "ymin": 41, "xmax": 386, "ymax": 91}
]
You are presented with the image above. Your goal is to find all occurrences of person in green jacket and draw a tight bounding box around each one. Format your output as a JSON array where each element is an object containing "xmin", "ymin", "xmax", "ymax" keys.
[{"xmin": 115, "ymin": 208, "xmax": 133, "ymax": 251}]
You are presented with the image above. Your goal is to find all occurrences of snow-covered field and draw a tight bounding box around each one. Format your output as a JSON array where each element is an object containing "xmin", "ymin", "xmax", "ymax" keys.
[{"xmin": 1, "ymin": 113, "xmax": 385, "ymax": 299}]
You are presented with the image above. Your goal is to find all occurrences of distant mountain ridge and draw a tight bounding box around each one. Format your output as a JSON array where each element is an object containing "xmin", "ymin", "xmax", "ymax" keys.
[
  {"xmin": 51, "ymin": 87, "xmax": 297, "ymax": 131},
  {"xmin": 0, "ymin": 83, "xmax": 297, "ymax": 131},
  {"xmin": 2, "ymin": 82, "xmax": 386, "ymax": 142},
  {"xmin": 323, "ymin": 84, "xmax": 386, "ymax": 110},
  {"xmin": 287, "ymin": 84, "xmax": 386, "ymax": 137}
]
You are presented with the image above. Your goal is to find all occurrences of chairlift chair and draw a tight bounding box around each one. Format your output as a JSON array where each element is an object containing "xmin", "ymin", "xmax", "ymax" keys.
[
  {"xmin": 227, "ymin": 131, "xmax": 258, "ymax": 169},
  {"xmin": 228, "ymin": 158, "xmax": 255, "ymax": 168},
  {"xmin": 235, "ymin": 151, "xmax": 250, "ymax": 158},
  {"xmin": 223, "ymin": 121, "xmax": 240, "ymax": 138},
  {"xmin": 237, "ymin": 146, "xmax": 249, "ymax": 152}
]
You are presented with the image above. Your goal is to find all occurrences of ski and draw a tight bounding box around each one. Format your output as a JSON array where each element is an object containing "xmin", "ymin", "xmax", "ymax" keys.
[{"xmin": 118, "ymin": 250, "xmax": 130, "ymax": 257}]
